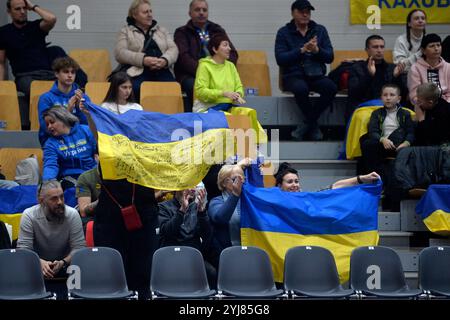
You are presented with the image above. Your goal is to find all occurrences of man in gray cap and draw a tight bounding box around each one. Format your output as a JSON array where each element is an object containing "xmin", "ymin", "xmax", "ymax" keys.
[{"xmin": 275, "ymin": 0, "xmax": 337, "ymax": 141}]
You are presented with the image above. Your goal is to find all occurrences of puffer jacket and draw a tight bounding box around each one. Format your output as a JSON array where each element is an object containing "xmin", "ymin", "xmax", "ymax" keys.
[{"xmin": 114, "ymin": 20, "xmax": 178, "ymax": 77}]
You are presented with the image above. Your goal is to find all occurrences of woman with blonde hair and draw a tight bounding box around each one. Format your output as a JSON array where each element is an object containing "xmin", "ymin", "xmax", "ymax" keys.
[{"xmin": 114, "ymin": 0, "xmax": 178, "ymax": 100}]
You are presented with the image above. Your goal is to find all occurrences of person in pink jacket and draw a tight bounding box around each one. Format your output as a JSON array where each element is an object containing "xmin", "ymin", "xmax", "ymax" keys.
[{"xmin": 408, "ymin": 33, "xmax": 450, "ymax": 120}]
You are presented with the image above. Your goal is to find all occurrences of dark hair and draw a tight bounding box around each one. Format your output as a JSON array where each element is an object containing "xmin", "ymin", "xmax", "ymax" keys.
[
  {"xmin": 381, "ymin": 83, "xmax": 401, "ymax": 96},
  {"xmin": 103, "ymin": 72, "xmax": 136, "ymax": 104},
  {"xmin": 365, "ymin": 35, "xmax": 384, "ymax": 49},
  {"xmin": 420, "ymin": 33, "xmax": 442, "ymax": 49},
  {"xmin": 274, "ymin": 162, "xmax": 299, "ymax": 186},
  {"xmin": 51, "ymin": 56, "xmax": 80, "ymax": 73},
  {"xmin": 7, "ymin": 0, "xmax": 12, "ymax": 9},
  {"xmin": 406, "ymin": 9, "xmax": 426, "ymax": 51},
  {"xmin": 207, "ymin": 33, "xmax": 230, "ymax": 56}
]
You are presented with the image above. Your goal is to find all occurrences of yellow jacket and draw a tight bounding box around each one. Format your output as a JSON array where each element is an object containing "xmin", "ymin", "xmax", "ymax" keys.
[{"xmin": 193, "ymin": 57, "xmax": 244, "ymax": 112}]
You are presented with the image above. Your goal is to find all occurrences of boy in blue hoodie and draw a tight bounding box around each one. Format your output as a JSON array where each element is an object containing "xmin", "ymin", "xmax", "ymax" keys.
[{"xmin": 37, "ymin": 56, "xmax": 90, "ymax": 146}]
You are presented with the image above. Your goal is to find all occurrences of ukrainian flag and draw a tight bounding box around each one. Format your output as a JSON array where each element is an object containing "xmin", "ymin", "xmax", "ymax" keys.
[
  {"xmin": 344, "ymin": 100, "xmax": 415, "ymax": 160},
  {"xmin": 87, "ymin": 104, "xmax": 234, "ymax": 190},
  {"xmin": 0, "ymin": 187, "xmax": 77, "ymax": 240},
  {"xmin": 416, "ymin": 185, "xmax": 450, "ymax": 236},
  {"xmin": 240, "ymin": 182, "xmax": 381, "ymax": 283},
  {"xmin": 0, "ymin": 186, "xmax": 37, "ymax": 241}
]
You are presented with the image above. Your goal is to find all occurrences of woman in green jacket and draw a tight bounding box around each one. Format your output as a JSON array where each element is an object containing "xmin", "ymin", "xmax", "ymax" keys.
[{"xmin": 193, "ymin": 33, "xmax": 266, "ymax": 143}]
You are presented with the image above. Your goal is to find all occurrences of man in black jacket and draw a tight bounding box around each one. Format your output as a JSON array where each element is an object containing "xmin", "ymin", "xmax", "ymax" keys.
[
  {"xmin": 158, "ymin": 185, "xmax": 217, "ymax": 287},
  {"xmin": 348, "ymin": 35, "xmax": 405, "ymax": 118},
  {"xmin": 415, "ymin": 83, "xmax": 450, "ymax": 146}
]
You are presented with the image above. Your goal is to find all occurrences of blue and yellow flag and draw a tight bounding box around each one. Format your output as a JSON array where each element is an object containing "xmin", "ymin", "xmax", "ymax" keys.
[
  {"xmin": 416, "ymin": 185, "xmax": 450, "ymax": 236},
  {"xmin": 0, "ymin": 186, "xmax": 77, "ymax": 240},
  {"xmin": 87, "ymin": 104, "xmax": 234, "ymax": 191},
  {"xmin": 345, "ymin": 100, "xmax": 415, "ymax": 160},
  {"xmin": 240, "ymin": 182, "xmax": 381, "ymax": 283}
]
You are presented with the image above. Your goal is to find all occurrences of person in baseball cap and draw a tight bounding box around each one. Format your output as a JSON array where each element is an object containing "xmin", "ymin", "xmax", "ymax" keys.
[{"xmin": 291, "ymin": 0, "xmax": 315, "ymax": 11}]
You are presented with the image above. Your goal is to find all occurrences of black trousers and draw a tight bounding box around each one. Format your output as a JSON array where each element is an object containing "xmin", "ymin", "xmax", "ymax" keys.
[{"xmin": 94, "ymin": 217, "xmax": 159, "ymax": 300}]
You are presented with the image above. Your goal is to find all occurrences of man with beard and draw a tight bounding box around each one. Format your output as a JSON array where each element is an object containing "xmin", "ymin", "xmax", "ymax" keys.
[{"xmin": 17, "ymin": 181, "xmax": 85, "ymax": 279}]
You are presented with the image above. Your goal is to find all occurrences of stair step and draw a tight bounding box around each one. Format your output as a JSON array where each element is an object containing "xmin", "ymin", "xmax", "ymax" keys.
[
  {"xmin": 379, "ymin": 231, "xmax": 413, "ymax": 247},
  {"xmin": 264, "ymin": 141, "xmax": 344, "ymax": 160},
  {"xmin": 378, "ymin": 211, "xmax": 400, "ymax": 231},
  {"xmin": 401, "ymin": 200, "xmax": 428, "ymax": 232}
]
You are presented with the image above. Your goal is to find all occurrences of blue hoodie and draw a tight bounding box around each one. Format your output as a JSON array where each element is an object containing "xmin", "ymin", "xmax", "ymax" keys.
[
  {"xmin": 38, "ymin": 81, "xmax": 90, "ymax": 146},
  {"xmin": 43, "ymin": 123, "xmax": 97, "ymax": 181}
]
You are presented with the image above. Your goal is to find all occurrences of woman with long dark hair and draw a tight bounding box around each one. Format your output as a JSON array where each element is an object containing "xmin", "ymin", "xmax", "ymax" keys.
[
  {"xmin": 393, "ymin": 9, "xmax": 427, "ymax": 72},
  {"xmin": 101, "ymin": 72, "xmax": 143, "ymax": 114}
]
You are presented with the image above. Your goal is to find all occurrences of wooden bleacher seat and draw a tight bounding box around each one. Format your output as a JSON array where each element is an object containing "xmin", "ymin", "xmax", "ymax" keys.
[
  {"xmin": 237, "ymin": 50, "xmax": 268, "ymax": 65},
  {"xmin": 330, "ymin": 49, "xmax": 393, "ymax": 70},
  {"xmin": 0, "ymin": 148, "xmax": 43, "ymax": 181},
  {"xmin": 85, "ymin": 82, "xmax": 111, "ymax": 105},
  {"xmin": 0, "ymin": 81, "xmax": 22, "ymax": 130},
  {"xmin": 69, "ymin": 49, "xmax": 112, "ymax": 83},
  {"xmin": 237, "ymin": 50, "xmax": 272, "ymax": 96},
  {"xmin": 225, "ymin": 114, "xmax": 255, "ymax": 158},
  {"xmin": 140, "ymin": 82, "xmax": 184, "ymax": 114},
  {"xmin": 29, "ymin": 80, "xmax": 54, "ymax": 130}
]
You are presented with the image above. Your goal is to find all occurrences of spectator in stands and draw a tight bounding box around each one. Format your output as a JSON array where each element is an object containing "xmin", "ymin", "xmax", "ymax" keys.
[
  {"xmin": 208, "ymin": 159, "xmax": 252, "ymax": 253},
  {"xmin": 360, "ymin": 84, "xmax": 414, "ymax": 178},
  {"xmin": 208, "ymin": 164, "xmax": 244, "ymax": 253},
  {"xmin": 348, "ymin": 35, "xmax": 405, "ymax": 116},
  {"xmin": 38, "ymin": 57, "xmax": 90, "ymax": 146},
  {"xmin": 274, "ymin": 162, "xmax": 380, "ymax": 192},
  {"xmin": 408, "ymin": 33, "xmax": 450, "ymax": 120},
  {"xmin": 174, "ymin": 0, "xmax": 238, "ymax": 112},
  {"xmin": 76, "ymin": 165, "xmax": 101, "ymax": 225},
  {"xmin": 114, "ymin": 0, "xmax": 178, "ymax": 101},
  {"xmin": 0, "ymin": 0, "xmax": 87, "ymax": 129},
  {"xmin": 393, "ymin": 9, "xmax": 426, "ymax": 73},
  {"xmin": 94, "ymin": 170, "xmax": 159, "ymax": 300},
  {"xmin": 17, "ymin": 180, "xmax": 85, "ymax": 278},
  {"xmin": 415, "ymin": 83, "xmax": 450, "ymax": 146},
  {"xmin": 101, "ymin": 71, "xmax": 143, "ymax": 114},
  {"xmin": 393, "ymin": 9, "xmax": 426, "ymax": 106},
  {"xmin": 42, "ymin": 106, "xmax": 97, "ymax": 189},
  {"xmin": 158, "ymin": 183, "xmax": 217, "ymax": 285},
  {"xmin": 275, "ymin": 0, "xmax": 337, "ymax": 141},
  {"xmin": 193, "ymin": 33, "xmax": 266, "ymax": 143},
  {"xmin": 193, "ymin": 33, "xmax": 245, "ymax": 112}
]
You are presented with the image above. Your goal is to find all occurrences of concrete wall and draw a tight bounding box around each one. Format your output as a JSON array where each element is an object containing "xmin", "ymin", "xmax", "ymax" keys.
[{"xmin": 3, "ymin": 0, "xmax": 449, "ymax": 93}]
